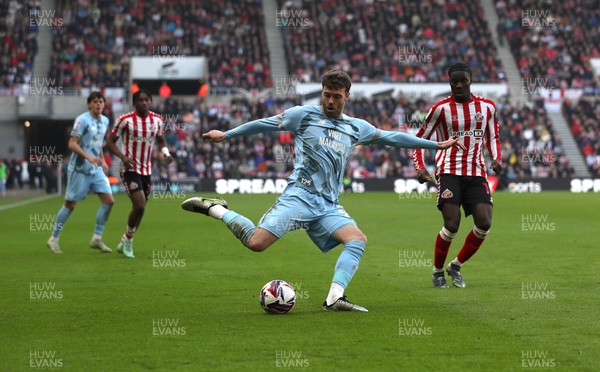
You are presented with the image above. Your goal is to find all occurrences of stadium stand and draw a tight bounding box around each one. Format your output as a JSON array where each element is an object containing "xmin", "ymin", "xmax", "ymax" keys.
[
  {"xmin": 495, "ymin": 0, "xmax": 599, "ymax": 91},
  {"xmin": 0, "ymin": 0, "xmax": 37, "ymax": 92},
  {"xmin": 50, "ymin": 0, "xmax": 271, "ymax": 90},
  {"xmin": 562, "ymin": 98, "xmax": 600, "ymax": 177},
  {"xmin": 277, "ymin": 0, "xmax": 506, "ymax": 83}
]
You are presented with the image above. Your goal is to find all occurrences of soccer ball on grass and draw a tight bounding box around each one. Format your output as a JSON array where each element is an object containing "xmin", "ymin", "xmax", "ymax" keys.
[{"xmin": 260, "ymin": 280, "xmax": 296, "ymax": 314}]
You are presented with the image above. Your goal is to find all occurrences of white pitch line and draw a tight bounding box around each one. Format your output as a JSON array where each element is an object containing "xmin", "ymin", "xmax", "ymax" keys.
[{"xmin": 0, "ymin": 194, "xmax": 61, "ymax": 212}]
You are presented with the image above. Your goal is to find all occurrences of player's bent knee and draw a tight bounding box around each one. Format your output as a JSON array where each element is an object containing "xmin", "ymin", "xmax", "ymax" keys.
[
  {"xmin": 356, "ymin": 233, "xmax": 367, "ymax": 244},
  {"xmin": 247, "ymin": 238, "xmax": 269, "ymax": 252},
  {"xmin": 476, "ymin": 222, "xmax": 491, "ymax": 233},
  {"xmin": 444, "ymin": 223, "xmax": 460, "ymax": 234}
]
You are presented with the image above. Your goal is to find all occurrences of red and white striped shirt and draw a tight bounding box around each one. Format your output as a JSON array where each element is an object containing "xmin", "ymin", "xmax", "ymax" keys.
[
  {"xmin": 413, "ymin": 94, "xmax": 501, "ymax": 178},
  {"xmin": 112, "ymin": 110, "xmax": 164, "ymax": 176}
]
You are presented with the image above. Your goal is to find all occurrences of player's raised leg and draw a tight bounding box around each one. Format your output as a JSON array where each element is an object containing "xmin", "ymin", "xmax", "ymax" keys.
[{"xmin": 181, "ymin": 196, "xmax": 279, "ymax": 251}]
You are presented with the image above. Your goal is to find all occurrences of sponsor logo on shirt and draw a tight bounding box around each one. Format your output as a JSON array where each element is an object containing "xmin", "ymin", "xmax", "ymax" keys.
[
  {"xmin": 132, "ymin": 136, "xmax": 155, "ymax": 143},
  {"xmin": 450, "ymin": 130, "xmax": 483, "ymax": 138}
]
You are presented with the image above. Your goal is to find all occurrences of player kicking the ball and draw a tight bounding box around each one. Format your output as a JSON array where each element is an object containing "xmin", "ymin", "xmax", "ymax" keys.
[
  {"xmin": 413, "ymin": 63, "xmax": 503, "ymax": 288},
  {"xmin": 47, "ymin": 92, "xmax": 114, "ymax": 254},
  {"xmin": 182, "ymin": 70, "xmax": 465, "ymax": 311},
  {"xmin": 107, "ymin": 90, "xmax": 172, "ymax": 258}
]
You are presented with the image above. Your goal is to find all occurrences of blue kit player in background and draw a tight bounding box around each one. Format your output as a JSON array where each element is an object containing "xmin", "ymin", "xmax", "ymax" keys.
[
  {"xmin": 47, "ymin": 92, "xmax": 114, "ymax": 254},
  {"xmin": 182, "ymin": 70, "xmax": 465, "ymax": 311}
]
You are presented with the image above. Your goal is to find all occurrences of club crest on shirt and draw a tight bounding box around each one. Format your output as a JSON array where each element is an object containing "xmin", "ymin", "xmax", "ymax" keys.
[
  {"xmin": 474, "ymin": 112, "xmax": 484, "ymax": 121},
  {"xmin": 129, "ymin": 182, "xmax": 138, "ymax": 190},
  {"xmin": 441, "ymin": 189, "xmax": 453, "ymax": 199}
]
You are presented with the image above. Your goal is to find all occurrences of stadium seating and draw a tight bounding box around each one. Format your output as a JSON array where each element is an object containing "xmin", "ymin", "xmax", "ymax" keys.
[
  {"xmin": 49, "ymin": 0, "xmax": 271, "ymax": 90},
  {"xmin": 498, "ymin": 98, "xmax": 574, "ymax": 179},
  {"xmin": 277, "ymin": 0, "xmax": 506, "ymax": 83},
  {"xmin": 495, "ymin": 0, "xmax": 599, "ymax": 90},
  {"xmin": 562, "ymin": 99, "xmax": 600, "ymax": 177},
  {"xmin": 0, "ymin": 0, "xmax": 37, "ymax": 92}
]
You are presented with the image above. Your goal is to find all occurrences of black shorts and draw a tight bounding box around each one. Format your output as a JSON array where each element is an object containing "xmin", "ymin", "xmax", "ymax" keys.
[
  {"xmin": 121, "ymin": 171, "xmax": 151, "ymax": 200},
  {"xmin": 436, "ymin": 174, "xmax": 493, "ymax": 216}
]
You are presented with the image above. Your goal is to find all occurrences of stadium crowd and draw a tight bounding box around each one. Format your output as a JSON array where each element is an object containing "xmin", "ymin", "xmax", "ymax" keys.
[
  {"xmin": 495, "ymin": 0, "xmax": 599, "ymax": 92},
  {"xmin": 0, "ymin": 0, "xmax": 37, "ymax": 93},
  {"xmin": 278, "ymin": 0, "xmax": 506, "ymax": 83},
  {"xmin": 563, "ymin": 98, "xmax": 600, "ymax": 177},
  {"xmin": 49, "ymin": 0, "xmax": 270, "ymax": 91}
]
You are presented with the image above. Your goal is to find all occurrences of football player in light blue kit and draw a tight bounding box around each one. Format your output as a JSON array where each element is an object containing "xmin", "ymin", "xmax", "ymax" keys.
[
  {"xmin": 182, "ymin": 70, "xmax": 464, "ymax": 311},
  {"xmin": 47, "ymin": 92, "xmax": 115, "ymax": 254}
]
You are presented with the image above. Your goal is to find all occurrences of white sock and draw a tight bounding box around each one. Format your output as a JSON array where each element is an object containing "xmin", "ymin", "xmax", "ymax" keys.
[
  {"xmin": 208, "ymin": 204, "xmax": 228, "ymax": 220},
  {"xmin": 325, "ymin": 282, "xmax": 345, "ymax": 306},
  {"xmin": 432, "ymin": 267, "xmax": 444, "ymax": 273},
  {"xmin": 451, "ymin": 258, "xmax": 462, "ymax": 267},
  {"xmin": 49, "ymin": 236, "xmax": 58, "ymax": 243},
  {"xmin": 93, "ymin": 233, "xmax": 102, "ymax": 241}
]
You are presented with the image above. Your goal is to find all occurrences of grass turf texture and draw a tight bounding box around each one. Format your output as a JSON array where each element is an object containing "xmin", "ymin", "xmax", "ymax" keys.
[{"xmin": 1, "ymin": 191, "xmax": 598, "ymax": 371}]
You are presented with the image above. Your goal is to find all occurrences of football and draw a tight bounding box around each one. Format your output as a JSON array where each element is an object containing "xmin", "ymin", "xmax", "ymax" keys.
[{"xmin": 260, "ymin": 280, "xmax": 296, "ymax": 314}]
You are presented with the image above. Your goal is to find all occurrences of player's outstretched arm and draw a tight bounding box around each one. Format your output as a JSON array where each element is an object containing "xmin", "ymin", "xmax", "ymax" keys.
[
  {"xmin": 372, "ymin": 130, "xmax": 465, "ymax": 151},
  {"xmin": 437, "ymin": 137, "xmax": 466, "ymax": 150},
  {"xmin": 202, "ymin": 130, "xmax": 227, "ymax": 143}
]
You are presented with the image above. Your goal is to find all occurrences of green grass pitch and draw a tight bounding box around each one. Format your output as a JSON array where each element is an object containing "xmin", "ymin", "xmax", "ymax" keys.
[{"xmin": 1, "ymin": 191, "xmax": 598, "ymax": 371}]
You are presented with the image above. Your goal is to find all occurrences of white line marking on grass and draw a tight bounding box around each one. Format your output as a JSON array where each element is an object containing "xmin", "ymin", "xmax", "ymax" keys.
[{"xmin": 0, "ymin": 194, "xmax": 61, "ymax": 212}]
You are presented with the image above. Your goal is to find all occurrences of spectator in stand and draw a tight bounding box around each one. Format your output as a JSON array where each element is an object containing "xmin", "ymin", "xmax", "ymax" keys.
[
  {"xmin": 278, "ymin": 0, "xmax": 505, "ymax": 84},
  {"xmin": 0, "ymin": 1, "xmax": 37, "ymax": 92},
  {"xmin": 563, "ymin": 98, "xmax": 600, "ymax": 177},
  {"xmin": 495, "ymin": 0, "xmax": 599, "ymax": 90},
  {"xmin": 51, "ymin": 1, "xmax": 271, "ymax": 91}
]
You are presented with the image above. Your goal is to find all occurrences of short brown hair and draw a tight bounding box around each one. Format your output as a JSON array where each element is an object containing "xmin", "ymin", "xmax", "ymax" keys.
[
  {"xmin": 322, "ymin": 70, "xmax": 351, "ymax": 93},
  {"xmin": 87, "ymin": 91, "xmax": 105, "ymax": 103}
]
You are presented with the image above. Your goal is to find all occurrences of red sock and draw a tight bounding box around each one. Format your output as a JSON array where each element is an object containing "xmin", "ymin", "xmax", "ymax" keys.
[
  {"xmin": 457, "ymin": 230, "xmax": 485, "ymax": 263},
  {"xmin": 434, "ymin": 233, "xmax": 452, "ymax": 269}
]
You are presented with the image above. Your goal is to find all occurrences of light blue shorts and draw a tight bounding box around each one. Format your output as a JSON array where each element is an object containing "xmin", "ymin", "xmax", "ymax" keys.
[
  {"xmin": 65, "ymin": 170, "xmax": 112, "ymax": 201},
  {"xmin": 257, "ymin": 185, "xmax": 356, "ymax": 252}
]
